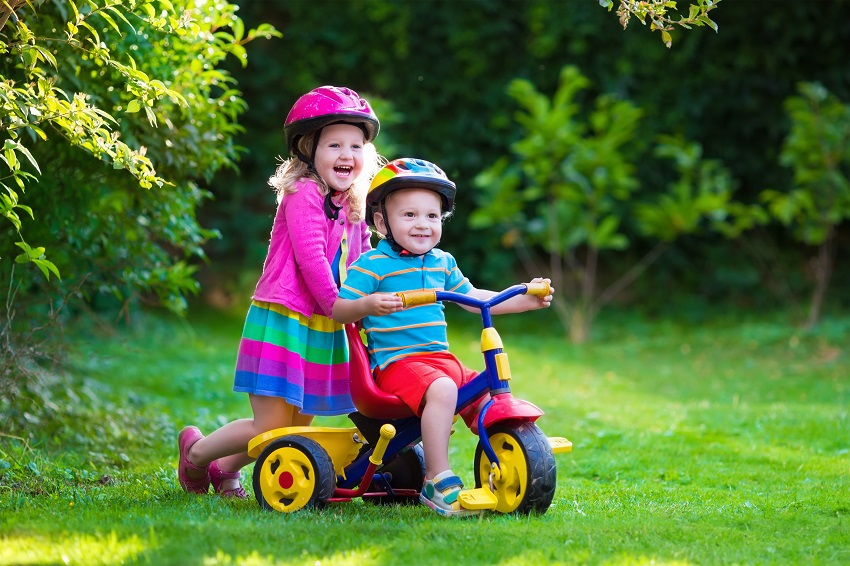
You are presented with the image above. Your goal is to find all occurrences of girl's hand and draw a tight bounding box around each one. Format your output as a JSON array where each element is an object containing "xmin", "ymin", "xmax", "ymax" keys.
[
  {"xmin": 528, "ymin": 277, "xmax": 554, "ymax": 309},
  {"xmin": 363, "ymin": 293, "xmax": 404, "ymax": 317}
]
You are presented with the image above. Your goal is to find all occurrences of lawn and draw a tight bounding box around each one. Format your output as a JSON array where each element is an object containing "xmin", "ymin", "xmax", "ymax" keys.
[{"xmin": 1, "ymin": 302, "xmax": 847, "ymax": 565}]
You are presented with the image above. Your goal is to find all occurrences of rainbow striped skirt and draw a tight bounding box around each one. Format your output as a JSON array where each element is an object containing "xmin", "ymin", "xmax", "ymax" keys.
[{"xmin": 233, "ymin": 300, "xmax": 355, "ymax": 416}]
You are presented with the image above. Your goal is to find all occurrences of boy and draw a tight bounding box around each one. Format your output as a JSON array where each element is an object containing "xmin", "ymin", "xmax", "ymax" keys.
[{"xmin": 333, "ymin": 158, "xmax": 553, "ymax": 517}]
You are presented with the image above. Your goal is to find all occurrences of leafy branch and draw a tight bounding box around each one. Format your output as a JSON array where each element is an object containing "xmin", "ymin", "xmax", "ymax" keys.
[
  {"xmin": 0, "ymin": 0, "xmax": 280, "ymax": 287},
  {"xmin": 600, "ymin": 0, "xmax": 722, "ymax": 47}
]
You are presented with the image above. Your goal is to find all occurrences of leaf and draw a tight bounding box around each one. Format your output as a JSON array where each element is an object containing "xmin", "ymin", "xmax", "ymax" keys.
[
  {"xmin": 104, "ymin": 5, "xmax": 134, "ymax": 31},
  {"xmin": 144, "ymin": 105, "xmax": 158, "ymax": 127},
  {"xmin": 22, "ymin": 46, "xmax": 38, "ymax": 68},
  {"xmin": 13, "ymin": 143, "xmax": 41, "ymax": 174},
  {"xmin": 3, "ymin": 148, "xmax": 16, "ymax": 170},
  {"xmin": 126, "ymin": 100, "xmax": 142, "ymax": 113},
  {"xmin": 33, "ymin": 258, "xmax": 62, "ymax": 280},
  {"xmin": 232, "ymin": 17, "xmax": 245, "ymax": 42},
  {"xmin": 79, "ymin": 20, "xmax": 100, "ymax": 45},
  {"xmin": 17, "ymin": 204, "xmax": 34, "ymax": 219},
  {"xmin": 28, "ymin": 125, "xmax": 48, "ymax": 141},
  {"xmin": 698, "ymin": 14, "xmax": 718, "ymax": 32},
  {"xmin": 68, "ymin": 0, "xmax": 80, "ymax": 22},
  {"xmin": 96, "ymin": 9, "xmax": 122, "ymax": 35}
]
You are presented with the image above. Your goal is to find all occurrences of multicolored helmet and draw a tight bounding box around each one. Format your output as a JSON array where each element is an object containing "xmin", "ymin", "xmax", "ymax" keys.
[
  {"xmin": 366, "ymin": 158, "xmax": 456, "ymax": 226},
  {"xmin": 284, "ymin": 85, "xmax": 380, "ymax": 157}
]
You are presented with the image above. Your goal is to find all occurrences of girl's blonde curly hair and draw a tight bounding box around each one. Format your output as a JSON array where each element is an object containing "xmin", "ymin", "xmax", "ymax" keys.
[{"xmin": 268, "ymin": 130, "xmax": 386, "ymax": 224}]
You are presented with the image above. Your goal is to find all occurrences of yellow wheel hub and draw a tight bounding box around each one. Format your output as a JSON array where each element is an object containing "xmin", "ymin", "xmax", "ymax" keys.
[
  {"xmin": 478, "ymin": 431, "xmax": 529, "ymax": 514},
  {"xmin": 256, "ymin": 446, "xmax": 318, "ymax": 513}
]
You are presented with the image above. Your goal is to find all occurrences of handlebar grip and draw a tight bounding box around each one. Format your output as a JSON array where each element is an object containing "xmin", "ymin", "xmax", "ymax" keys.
[
  {"xmin": 525, "ymin": 280, "xmax": 552, "ymax": 297},
  {"xmin": 396, "ymin": 290, "xmax": 437, "ymax": 308}
]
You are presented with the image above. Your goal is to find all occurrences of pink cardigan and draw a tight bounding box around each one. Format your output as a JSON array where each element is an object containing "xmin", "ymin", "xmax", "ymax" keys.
[{"xmin": 253, "ymin": 178, "xmax": 372, "ymax": 318}]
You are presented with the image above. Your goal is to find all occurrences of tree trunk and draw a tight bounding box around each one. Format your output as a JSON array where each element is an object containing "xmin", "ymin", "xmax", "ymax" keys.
[
  {"xmin": 804, "ymin": 227, "xmax": 835, "ymax": 330},
  {"xmin": 0, "ymin": 0, "xmax": 26, "ymax": 32},
  {"xmin": 569, "ymin": 303, "xmax": 591, "ymax": 344}
]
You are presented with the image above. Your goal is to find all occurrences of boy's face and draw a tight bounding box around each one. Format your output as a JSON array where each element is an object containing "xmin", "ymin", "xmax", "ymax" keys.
[{"xmin": 375, "ymin": 188, "xmax": 443, "ymax": 255}]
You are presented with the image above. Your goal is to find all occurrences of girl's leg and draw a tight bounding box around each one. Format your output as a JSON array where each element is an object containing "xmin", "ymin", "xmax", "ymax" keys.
[
  {"xmin": 419, "ymin": 377, "xmax": 458, "ymax": 479},
  {"xmin": 184, "ymin": 395, "xmax": 313, "ymax": 482}
]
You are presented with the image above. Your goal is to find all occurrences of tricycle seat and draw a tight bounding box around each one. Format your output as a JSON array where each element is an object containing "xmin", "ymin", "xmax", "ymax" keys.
[{"xmin": 345, "ymin": 323, "xmax": 414, "ymax": 419}]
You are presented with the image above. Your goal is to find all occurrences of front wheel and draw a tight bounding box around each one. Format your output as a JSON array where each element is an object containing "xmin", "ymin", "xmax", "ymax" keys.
[
  {"xmin": 473, "ymin": 421, "xmax": 556, "ymax": 514},
  {"xmin": 253, "ymin": 435, "xmax": 336, "ymax": 513}
]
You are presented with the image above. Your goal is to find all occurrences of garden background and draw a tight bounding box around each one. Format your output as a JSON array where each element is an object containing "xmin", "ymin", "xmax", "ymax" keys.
[{"xmin": 1, "ymin": 1, "xmax": 848, "ymax": 565}]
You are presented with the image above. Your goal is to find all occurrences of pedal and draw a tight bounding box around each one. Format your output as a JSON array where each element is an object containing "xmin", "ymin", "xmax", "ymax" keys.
[
  {"xmin": 548, "ymin": 437, "xmax": 573, "ymax": 453},
  {"xmin": 458, "ymin": 487, "xmax": 498, "ymax": 510}
]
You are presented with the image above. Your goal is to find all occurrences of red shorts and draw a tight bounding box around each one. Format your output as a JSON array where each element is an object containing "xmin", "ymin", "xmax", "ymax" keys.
[{"xmin": 374, "ymin": 352, "xmax": 479, "ymax": 418}]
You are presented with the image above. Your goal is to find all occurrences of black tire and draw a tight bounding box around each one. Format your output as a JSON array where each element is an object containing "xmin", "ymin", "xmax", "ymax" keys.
[
  {"xmin": 473, "ymin": 421, "xmax": 556, "ymax": 514},
  {"xmin": 367, "ymin": 442, "xmax": 425, "ymax": 505},
  {"xmin": 252, "ymin": 435, "xmax": 336, "ymax": 513}
]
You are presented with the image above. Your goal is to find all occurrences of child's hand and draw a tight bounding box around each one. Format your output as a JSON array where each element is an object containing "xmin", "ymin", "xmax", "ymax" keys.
[
  {"xmin": 528, "ymin": 277, "xmax": 554, "ymax": 309},
  {"xmin": 364, "ymin": 293, "xmax": 404, "ymax": 317}
]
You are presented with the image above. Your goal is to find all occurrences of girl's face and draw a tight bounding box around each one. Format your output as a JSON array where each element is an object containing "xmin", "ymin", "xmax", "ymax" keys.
[
  {"xmin": 313, "ymin": 123, "xmax": 366, "ymax": 193},
  {"xmin": 376, "ymin": 188, "xmax": 443, "ymax": 256}
]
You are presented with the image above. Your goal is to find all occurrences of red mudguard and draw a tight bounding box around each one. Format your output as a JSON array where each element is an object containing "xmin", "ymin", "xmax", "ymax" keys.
[{"xmin": 482, "ymin": 394, "xmax": 543, "ymax": 429}]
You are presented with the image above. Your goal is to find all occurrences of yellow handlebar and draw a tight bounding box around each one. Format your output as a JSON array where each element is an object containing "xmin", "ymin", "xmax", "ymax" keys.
[
  {"xmin": 525, "ymin": 280, "xmax": 552, "ymax": 297},
  {"xmin": 396, "ymin": 290, "xmax": 437, "ymax": 308}
]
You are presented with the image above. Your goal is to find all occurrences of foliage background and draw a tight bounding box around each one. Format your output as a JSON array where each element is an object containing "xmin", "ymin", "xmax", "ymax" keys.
[
  {"xmin": 202, "ymin": 0, "xmax": 849, "ymax": 319},
  {"xmin": 1, "ymin": 3, "xmax": 848, "ymax": 563}
]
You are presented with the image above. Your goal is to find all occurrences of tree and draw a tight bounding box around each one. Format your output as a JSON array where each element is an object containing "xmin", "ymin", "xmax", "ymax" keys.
[
  {"xmin": 760, "ymin": 83, "xmax": 850, "ymax": 328},
  {"xmin": 471, "ymin": 66, "xmax": 750, "ymax": 342},
  {"xmin": 0, "ymin": 0, "xmax": 278, "ymax": 393},
  {"xmin": 601, "ymin": 0, "xmax": 721, "ymax": 47}
]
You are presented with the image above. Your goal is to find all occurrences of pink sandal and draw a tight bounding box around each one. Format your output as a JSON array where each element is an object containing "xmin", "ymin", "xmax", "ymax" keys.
[
  {"xmin": 178, "ymin": 426, "xmax": 210, "ymax": 494},
  {"xmin": 210, "ymin": 460, "xmax": 248, "ymax": 499}
]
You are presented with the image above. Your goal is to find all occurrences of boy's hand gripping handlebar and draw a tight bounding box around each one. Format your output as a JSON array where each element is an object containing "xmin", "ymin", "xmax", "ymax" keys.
[
  {"xmin": 525, "ymin": 280, "xmax": 552, "ymax": 297},
  {"xmin": 395, "ymin": 280, "xmax": 551, "ymax": 309},
  {"xmin": 395, "ymin": 289, "xmax": 437, "ymax": 308}
]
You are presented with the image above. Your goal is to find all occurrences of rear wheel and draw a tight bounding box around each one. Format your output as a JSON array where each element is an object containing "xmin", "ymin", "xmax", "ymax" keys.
[
  {"xmin": 253, "ymin": 435, "xmax": 336, "ymax": 513},
  {"xmin": 368, "ymin": 442, "xmax": 425, "ymax": 505},
  {"xmin": 473, "ymin": 421, "xmax": 556, "ymax": 514}
]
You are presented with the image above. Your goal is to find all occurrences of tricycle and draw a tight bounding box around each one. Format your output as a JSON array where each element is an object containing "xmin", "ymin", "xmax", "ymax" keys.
[{"xmin": 246, "ymin": 280, "xmax": 572, "ymax": 514}]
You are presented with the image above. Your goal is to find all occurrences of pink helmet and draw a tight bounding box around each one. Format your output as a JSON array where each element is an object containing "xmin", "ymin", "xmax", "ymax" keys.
[{"xmin": 284, "ymin": 86, "xmax": 380, "ymax": 158}]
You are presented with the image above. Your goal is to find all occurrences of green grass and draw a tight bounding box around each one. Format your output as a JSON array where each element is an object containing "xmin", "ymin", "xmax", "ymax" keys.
[{"xmin": 1, "ymin": 304, "xmax": 848, "ymax": 565}]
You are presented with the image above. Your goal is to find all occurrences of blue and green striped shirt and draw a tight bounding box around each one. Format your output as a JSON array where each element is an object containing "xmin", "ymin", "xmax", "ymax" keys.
[{"xmin": 338, "ymin": 239, "xmax": 472, "ymax": 370}]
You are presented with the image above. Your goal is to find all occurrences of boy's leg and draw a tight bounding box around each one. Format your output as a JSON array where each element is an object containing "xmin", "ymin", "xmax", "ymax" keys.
[
  {"xmin": 418, "ymin": 376, "xmax": 480, "ymax": 517},
  {"xmin": 420, "ymin": 377, "xmax": 458, "ymax": 479}
]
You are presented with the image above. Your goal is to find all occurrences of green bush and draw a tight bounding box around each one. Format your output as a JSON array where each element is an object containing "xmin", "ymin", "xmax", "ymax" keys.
[{"xmin": 0, "ymin": 0, "xmax": 278, "ymax": 413}]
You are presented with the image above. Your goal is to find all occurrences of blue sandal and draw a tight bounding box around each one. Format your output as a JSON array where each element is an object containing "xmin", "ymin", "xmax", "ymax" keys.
[{"xmin": 420, "ymin": 472, "xmax": 481, "ymax": 517}]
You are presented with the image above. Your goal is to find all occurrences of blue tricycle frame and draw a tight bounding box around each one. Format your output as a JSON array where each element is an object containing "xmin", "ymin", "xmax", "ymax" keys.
[{"xmin": 247, "ymin": 281, "xmax": 572, "ymax": 514}]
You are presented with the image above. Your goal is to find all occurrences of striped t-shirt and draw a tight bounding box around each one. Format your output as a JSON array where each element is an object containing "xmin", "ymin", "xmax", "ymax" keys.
[{"xmin": 338, "ymin": 239, "xmax": 472, "ymax": 370}]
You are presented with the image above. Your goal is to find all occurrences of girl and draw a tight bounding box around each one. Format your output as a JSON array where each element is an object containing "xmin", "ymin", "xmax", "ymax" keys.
[{"xmin": 177, "ymin": 86, "xmax": 383, "ymax": 498}]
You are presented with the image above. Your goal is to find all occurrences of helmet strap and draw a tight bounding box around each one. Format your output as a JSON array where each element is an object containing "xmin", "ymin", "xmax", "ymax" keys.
[
  {"xmin": 293, "ymin": 126, "xmax": 324, "ymax": 170},
  {"xmin": 292, "ymin": 134, "xmax": 313, "ymax": 167},
  {"xmin": 324, "ymin": 191, "xmax": 342, "ymax": 220},
  {"xmin": 309, "ymin": 126, "xmax": 323, "ymax": 167}
]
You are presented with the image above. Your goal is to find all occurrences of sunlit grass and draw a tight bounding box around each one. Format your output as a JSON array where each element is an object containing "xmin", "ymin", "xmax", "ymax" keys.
[
  {"xmin": 1, "ymin": 305, "xmax": 847, "ymax": 565},
  {"xmin": 1, "ymin": 531, "xmax": 149, "ymax": 565}
]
